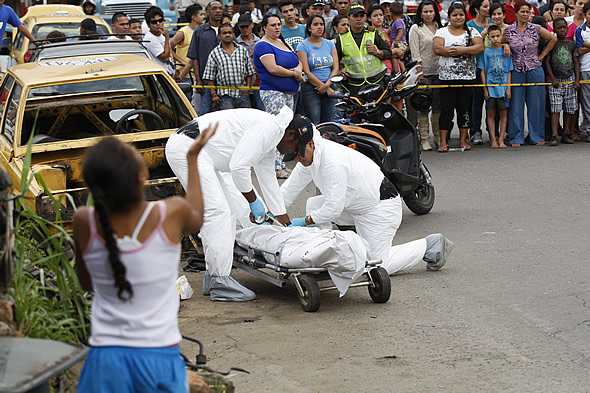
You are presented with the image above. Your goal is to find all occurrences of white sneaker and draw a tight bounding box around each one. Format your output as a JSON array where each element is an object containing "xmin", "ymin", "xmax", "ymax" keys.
[{"xmin": 424, "ymin": 234, "xmax": 454, "ymax": 271}]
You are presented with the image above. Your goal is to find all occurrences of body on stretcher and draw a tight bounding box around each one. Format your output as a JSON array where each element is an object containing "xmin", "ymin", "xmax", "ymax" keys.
[{"xmin": 233, "ymin": 226, "xmax": 392, "ymax": 312}]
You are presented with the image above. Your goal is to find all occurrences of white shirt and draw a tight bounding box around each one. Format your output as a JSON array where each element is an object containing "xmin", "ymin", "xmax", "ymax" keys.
[
  {"xmin": 281, "ymin": 132, "xmax": 385, "ymax": 224},
  {"xmin": 107, "ymin": 35, "xmax": 133, "ymax": 40},
  {"xmin": 434, "ymin": 26, "xmax": 481, "ymax": 80},
  {"xmin": 196, "ymin": 107, "xmax": 293, "ymax": 215},
  {"xmin": 143, "ymin": 31, "xmax": 174, "ymax": 75}
]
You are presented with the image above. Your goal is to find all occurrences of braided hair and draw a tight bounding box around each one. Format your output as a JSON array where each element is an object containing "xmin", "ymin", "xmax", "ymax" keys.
[{"xmin": 83, "ymin": 137, "xmax": 144, "ymax": 301}]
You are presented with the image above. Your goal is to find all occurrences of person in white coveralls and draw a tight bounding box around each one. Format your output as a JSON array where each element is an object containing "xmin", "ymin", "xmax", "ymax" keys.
[
  {"xmin": 280, "ymin": 114, "xmax": 454, "ymax": 275},
  {"xmin": 165, "ymin": 106, "xmax": 300, "ymax": 301}
]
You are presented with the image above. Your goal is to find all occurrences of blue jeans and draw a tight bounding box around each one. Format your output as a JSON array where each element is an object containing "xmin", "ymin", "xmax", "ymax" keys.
[
  {"xmin": 199, "ymin": 88, "xmax": 212, "ymax": 115},
  {"xmin": 219, "ymin": 94, "xmax": 251, "ymax": 110},
  {"xmin": 181, "ymin": 77, "xmax": 193, "ymax": 103},
  {"xmin": 509, "ymin": 66, "xmax": 546, "ymax": 144},
  {"xmin": 300, "ymin": 82, "xmax": 336, "ymax": 124},
  {"xmin": 252, "ymin": 90, "xmax": 265, "ymax": 110},
  {"xmin": 470, "ymin": 71, "xmax": 485, "ymax": 136}
]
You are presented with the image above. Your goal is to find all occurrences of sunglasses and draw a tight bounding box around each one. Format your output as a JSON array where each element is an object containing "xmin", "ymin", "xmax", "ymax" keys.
[{"xmin": 150, "ymin": 18, "xmax": 164, "ymax": 24}]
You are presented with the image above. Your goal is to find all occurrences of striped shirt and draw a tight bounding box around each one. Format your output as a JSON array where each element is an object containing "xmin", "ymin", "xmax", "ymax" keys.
[{"xmin": 203, "ymin": 43, "xmax": 255, "ymax": 98}]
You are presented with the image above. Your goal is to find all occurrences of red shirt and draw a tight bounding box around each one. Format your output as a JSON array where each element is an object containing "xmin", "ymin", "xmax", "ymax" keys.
[{"xmin": 504, "ymin": 2, "xmax": 539, "ymax": 25}]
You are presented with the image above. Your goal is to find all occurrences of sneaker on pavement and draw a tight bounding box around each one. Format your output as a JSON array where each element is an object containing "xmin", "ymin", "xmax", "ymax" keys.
[
  {"xmin": 586, "ymin": 135, "xmax": 590, "ymax": 143},
  {"xmin": 472, "ymin": 131, "xmax": 483, "ymax": 145}
]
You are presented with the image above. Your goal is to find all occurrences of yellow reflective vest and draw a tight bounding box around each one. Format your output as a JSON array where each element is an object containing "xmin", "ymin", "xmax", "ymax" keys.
[{"xmin": 340, "ymin": 29, "xmax": 386, "ymax": 86}]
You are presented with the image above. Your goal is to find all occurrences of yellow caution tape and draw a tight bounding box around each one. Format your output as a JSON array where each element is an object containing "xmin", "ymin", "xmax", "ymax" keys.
[{"xmin": 189, "ymin": 79, "xmax": 589, "ymax": 90}]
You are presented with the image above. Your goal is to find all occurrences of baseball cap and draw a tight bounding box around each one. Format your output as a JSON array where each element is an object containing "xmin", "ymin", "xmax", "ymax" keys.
[
  {"xmin": 81, "ymin": 18, "xmax": 97, "ymax": 31},
  {"xmin": 309, "ymin": 0, "xmax": 326, "ymax": 6},
  {"xmin": 348, "ymin": 3, "xmax": 367, "ymax": 15},
  {"xmin": 237, "ymin": 13, "xmax": 252, "ymax": 27},
  {"xmin": 285, "ymin": 115, "xmax": 314, "ymax": 160},
  {"xmin": 379, "ymin": 0, "xmax": 393, "ymax": 4}
]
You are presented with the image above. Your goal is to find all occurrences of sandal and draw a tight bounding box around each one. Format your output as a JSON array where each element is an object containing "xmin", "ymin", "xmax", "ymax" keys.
[
  {"xmin": 438, "ymin": 145, "xmax": 449, "ymax": 153},
  {"xmin": 276, "ymin": 168, "xmax": 291, "ymax": 179},
  {"xmin": 511, "ymin": 143, "xmax": 521, "ymax": 148},
  {"xmin": 491, "ymin": 141, "xmax": 499, "ymax": 149},
  {"xmin": 460, "ymin": 144, "xmax": 472, "ymax": 151},
  {"xmin": 536, "ymin": 141, "xmax": 545, "ymax": 146}
]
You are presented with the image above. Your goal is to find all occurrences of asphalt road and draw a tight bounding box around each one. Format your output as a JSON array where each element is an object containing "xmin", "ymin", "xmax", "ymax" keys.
[{"xmin": 178, "ymin": 141, "xmax": 590, "ymax": 392}]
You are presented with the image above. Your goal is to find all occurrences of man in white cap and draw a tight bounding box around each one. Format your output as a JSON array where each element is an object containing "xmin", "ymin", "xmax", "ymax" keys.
[
  {"xmin": 281, "ymin": 115, "xmax": 454, "ymax": 276},
  {"xmin": 165, "ymin": 107, "xmax": 300, "ymax": 301}
]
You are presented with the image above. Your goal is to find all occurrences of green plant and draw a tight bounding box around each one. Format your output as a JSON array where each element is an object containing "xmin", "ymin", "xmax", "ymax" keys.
[{"xmin": 9, "ymin": 130, "xmax": 91, "ymax": 344}]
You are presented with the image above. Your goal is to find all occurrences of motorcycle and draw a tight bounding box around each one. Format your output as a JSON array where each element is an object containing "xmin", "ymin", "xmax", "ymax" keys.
[{"xmin": 319, "ymin": 64, "xmax": 435, "ymax": 215}]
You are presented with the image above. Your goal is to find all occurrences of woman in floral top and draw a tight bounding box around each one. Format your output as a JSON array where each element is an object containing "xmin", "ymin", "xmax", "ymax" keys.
[{"xmin": 504, "ymin": 0, "xmax": 556, "ymax": 146}]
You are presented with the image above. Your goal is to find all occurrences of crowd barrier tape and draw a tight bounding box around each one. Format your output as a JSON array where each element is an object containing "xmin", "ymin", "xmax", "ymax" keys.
[{"xmin": 189, "ymin": 79, "xmax": 590, "ymax": 90}]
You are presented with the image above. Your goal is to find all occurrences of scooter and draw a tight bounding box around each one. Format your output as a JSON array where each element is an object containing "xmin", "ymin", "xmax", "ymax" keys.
[{"xmin": 319, "ymin": 64, "xmax": 435, "ymax": 215}]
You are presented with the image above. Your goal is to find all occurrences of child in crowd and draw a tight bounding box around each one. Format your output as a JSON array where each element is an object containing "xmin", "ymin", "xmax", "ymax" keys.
[
  {"xmin": 129, "ymin": 18, "xmax": 142, "ymax": 40},
  {"xmin": 545, "ymin": 17, "xmax": 580, "ymax": 145},
  {"xmin": 576, "ymin": 2, "xmax": 590, "ymax": 142},
  {"xmin": 478, "ymin": 25, "xmax": 513, "ymax": 148},
  {"xmin": 389, "ymin": 2, "xmax": 408, "ymax": 51}
]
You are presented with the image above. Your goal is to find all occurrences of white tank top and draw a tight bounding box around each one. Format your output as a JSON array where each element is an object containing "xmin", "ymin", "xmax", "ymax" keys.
[{"xmin": 83, "ymin": 201, "xmax": 182, "ymax": 347}]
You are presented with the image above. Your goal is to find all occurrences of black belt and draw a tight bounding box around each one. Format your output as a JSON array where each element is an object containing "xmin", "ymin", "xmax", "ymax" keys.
[
  {"xmin": 379, "ymin": 176, "xmax": 398, "ymax": 200},
  {"xmin": 175, "ymin": 119, "xmax": 200, "ymax": 139}
]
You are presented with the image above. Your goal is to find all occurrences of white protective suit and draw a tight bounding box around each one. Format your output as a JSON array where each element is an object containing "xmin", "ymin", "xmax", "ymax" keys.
[
  {"xmin": 281, "ymin": 131, "xmax": 428, "ymax": 275},
  {"xmin": 165, "ymin": 107, "xmax": 293, "ymax": 278}
]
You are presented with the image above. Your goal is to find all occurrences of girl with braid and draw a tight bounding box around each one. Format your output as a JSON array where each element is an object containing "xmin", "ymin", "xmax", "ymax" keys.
[{"xmin": 73, "ymin": 124, "xmax": 216, "ymax": 393}]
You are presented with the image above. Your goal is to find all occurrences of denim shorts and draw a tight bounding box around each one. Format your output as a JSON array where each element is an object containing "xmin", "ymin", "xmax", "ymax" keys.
[{"xmin": 77, "ymin": 346, "xmax": 188, "ymax": 393}]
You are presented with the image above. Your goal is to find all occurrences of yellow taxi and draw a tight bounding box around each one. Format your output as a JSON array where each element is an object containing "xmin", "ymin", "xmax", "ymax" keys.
[
  {"xmin": 0, "ymin": 54, "xmax": 196, "ymax": 224},
  {"xmin": 10, "ymin": 5, "xmax": 111, "ymax": 65}
]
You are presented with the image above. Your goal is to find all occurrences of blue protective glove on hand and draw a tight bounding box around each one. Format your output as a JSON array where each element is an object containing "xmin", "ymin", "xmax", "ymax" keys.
[
  {"xmin": 249, "ymin": 198, "xmax": 266, "ymax": 222},
  {"xmin": 289, "ymin": 217, "xmax": 308, "ymax": 227}
]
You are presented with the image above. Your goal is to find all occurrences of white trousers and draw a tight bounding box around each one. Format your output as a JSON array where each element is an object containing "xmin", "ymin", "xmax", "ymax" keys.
[
  {"xmin": 165, "ymin": 133, "xmax": 249, "ymax": 277},
  {"xmin": 306, "ymin": 195, "xmax": 427, "ymax": 275}
]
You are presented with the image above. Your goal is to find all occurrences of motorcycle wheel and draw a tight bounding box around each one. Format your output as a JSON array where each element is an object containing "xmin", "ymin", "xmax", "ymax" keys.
[{"xmin": 402, "ymin": 164, "xmax": 435, "ymax": 215}]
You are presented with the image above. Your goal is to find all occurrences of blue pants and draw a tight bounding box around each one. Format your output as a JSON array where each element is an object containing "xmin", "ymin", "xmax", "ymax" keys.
[
  {"xmin": 252, "ymin": 90, "xmax": 265, "ymax": 110},
  {"xmin": 300, "ymin": 82, "xmax": 336, "ymax": 124},
  {"xmin": 77, "ymin": 346, "xmax": 188, "ymax": 393},
  {"xmin": 219, "ymin": 94, "xmax": 251, "ymax": 110},
  {"xmin": 199, "ymin": 88, "xmax": 212, "ymax": 116},
  {"xmin": 470, "ymin": 71, "xmax": 485, "ymax": 136},
  {"xmin": 509, "ymin": 67, "xmax": 546, "ymax": 144}
]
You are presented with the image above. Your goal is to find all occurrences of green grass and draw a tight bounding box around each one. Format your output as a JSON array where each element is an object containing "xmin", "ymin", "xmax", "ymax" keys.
[{"xmin": 9, "ymin": 129, "xmax": 91, "ymax": 344}]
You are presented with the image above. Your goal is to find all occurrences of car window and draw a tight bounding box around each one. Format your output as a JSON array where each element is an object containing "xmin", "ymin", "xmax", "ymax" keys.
[
  {"xmin": 0, "ymin": 75, "xmax": 16, "ymax": 143},
  {"xmin": 2, "ymin": 83, "xmax": 23, "ymax": 144},
  {"xmin": 28, "ymin": 75, "xmax": 144, "ymax": 98},
  {"xmin": 156, "ymin": 74, "xmax": 192, "ymax": 121},
  {"xmin": 13, "ymin": 31, "xmax": 24, "ymax": 51},
  {"xmin": 31, "ymin": 23, "xmax": 110, "ymax": 42}
]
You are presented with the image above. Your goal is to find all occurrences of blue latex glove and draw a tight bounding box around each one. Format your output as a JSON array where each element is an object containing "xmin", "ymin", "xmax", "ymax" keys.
[
  {"xmin": 249, "ymin": 198, "xmax": 266, "ymax": 222},
  {"xmin": 289, "ymin": 217, "xmax": 307, "ymax": 227}
]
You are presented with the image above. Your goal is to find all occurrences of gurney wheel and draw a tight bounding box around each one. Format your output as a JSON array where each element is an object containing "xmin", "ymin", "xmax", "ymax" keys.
[
  {"xmin": 368, "ymin": 267, "xmax": 391, "ymax": 303},
  {"xmin": 297, "ymin": 275, "xmax": 321, "ymax": 312}
]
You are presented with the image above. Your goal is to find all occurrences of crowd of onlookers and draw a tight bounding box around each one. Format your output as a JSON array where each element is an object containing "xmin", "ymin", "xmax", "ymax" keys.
[
  {"xmin": 5, "ymin": 0, "xmax": 590, "ymax": 154},
  {"xmin": 155, "ymin": 0, "xmax": 590, "ymax": 154}
]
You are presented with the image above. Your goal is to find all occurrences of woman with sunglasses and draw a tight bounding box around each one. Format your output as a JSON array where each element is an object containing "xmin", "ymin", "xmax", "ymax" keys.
[{"xmin": 433, "ymin": 1, "xmax": 484, "ymax": 152}]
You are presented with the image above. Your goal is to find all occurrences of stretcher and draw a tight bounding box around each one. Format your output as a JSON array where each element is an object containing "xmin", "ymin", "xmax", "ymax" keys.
[{"xmin": 232, "ymin": 241, "xmax": 391, "ymax": 312}]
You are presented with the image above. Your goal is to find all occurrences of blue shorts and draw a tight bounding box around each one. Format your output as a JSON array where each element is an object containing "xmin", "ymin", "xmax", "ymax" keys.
[{"xmin": 77, "ymin": 346, "xmax": 188, "ymax": 393}]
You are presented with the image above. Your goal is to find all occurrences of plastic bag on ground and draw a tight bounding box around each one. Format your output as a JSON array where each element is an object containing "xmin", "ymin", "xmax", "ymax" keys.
[{"xmin": 177, "ymin": 275, "xmax": 194, "ymax": 300}]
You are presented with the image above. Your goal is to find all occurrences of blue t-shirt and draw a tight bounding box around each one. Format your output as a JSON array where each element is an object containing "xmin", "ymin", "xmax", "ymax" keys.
[
  {"xmin": 281, "ymin": 24, "xmax": 306, "ymax": 50},
  {"xmin": 477, "ymin": 47, "xmax": 514, "ymax": 98},
  {"xmin": 296, "ymin": 39, "xmax": 335, "ymax": 82},
  {"xmin": 0, "ymin": 5, "xmax": 22, "ymax": 41},
  {"xmin": 253, "ymin": 41, "xmax": 300, "ymax": 93}
]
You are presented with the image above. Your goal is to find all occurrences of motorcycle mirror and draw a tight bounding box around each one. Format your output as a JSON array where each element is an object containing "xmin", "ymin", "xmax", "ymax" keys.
[{"xmin": 330, "ymin": 75, "xmax": 344, "ymax": 83}]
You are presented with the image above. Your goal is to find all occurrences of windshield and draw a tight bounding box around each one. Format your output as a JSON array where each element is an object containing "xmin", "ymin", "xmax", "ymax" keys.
[
  {"xmin": 20, "ymin": 74, "xmax": 193, "ymax": 146},
  {"xmin": 32, "ymin": 23, "xmax": 110, "ymax": 40},
  {"xmin": 28, "ymin": 75, "xmax": 144, "ymax": 98}
]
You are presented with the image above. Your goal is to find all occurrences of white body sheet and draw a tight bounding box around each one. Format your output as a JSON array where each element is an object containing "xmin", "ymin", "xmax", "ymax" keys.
[{"xmin": 235, "ymin": 226, "xmax": 370, "ymax": 296}]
